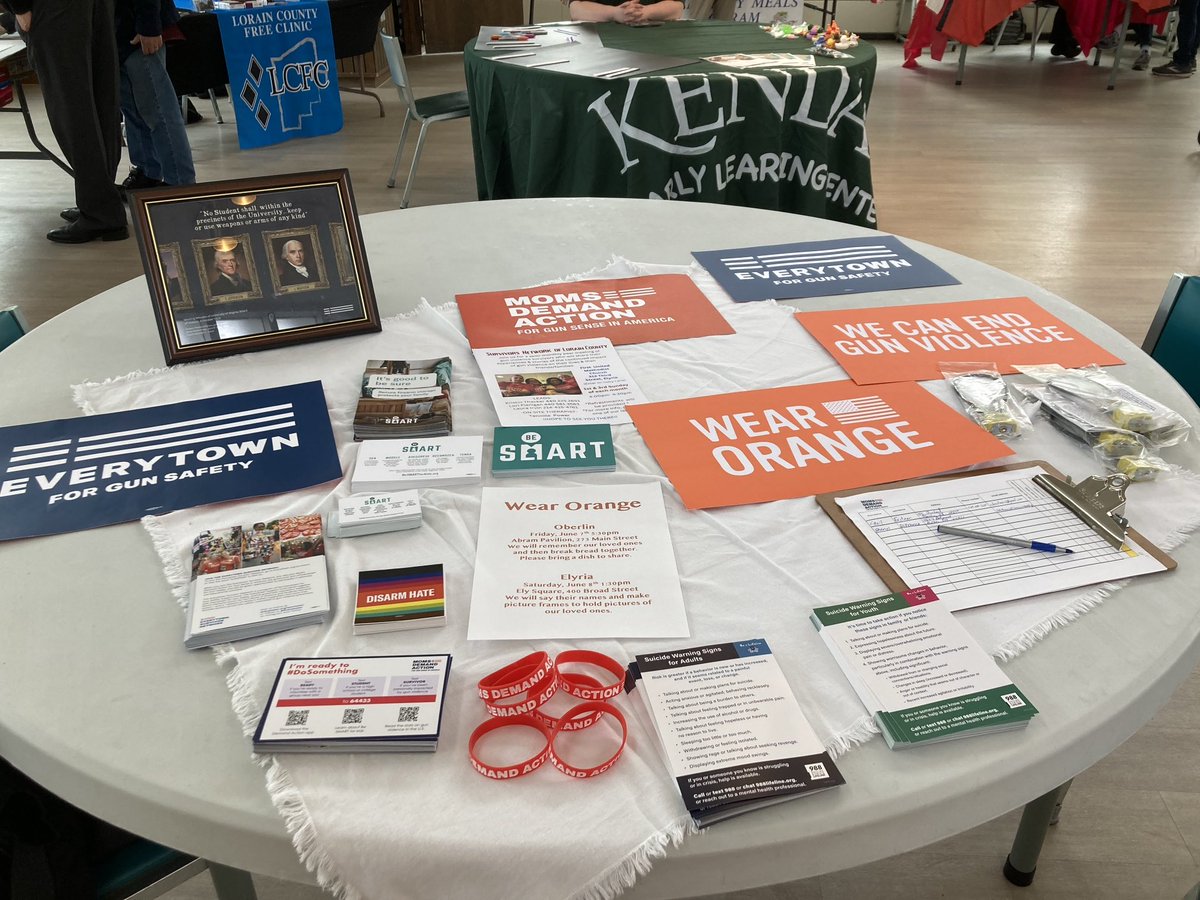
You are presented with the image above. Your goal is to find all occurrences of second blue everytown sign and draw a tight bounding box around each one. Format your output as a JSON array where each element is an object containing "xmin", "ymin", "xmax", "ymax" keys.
[
  {"xmin": 0, "ymin": 381, "xmax": 341, "ymax": 542},
  {"xmin": 693, "ymin": 236, "xmax": 959, "ymax": 303},
  {"xmin": 217, "ymin": 1, "xmax": 342, "ymax": 150}
]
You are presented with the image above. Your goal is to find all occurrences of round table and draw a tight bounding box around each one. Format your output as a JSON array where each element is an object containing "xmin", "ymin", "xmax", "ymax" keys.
[
  {"xmin": 1, "ymin": 198, "xmax": 1197, "ymax": 899},
  {"xmin": 465, "ymin": 23, "xmax": 878, "ymax": 227}
]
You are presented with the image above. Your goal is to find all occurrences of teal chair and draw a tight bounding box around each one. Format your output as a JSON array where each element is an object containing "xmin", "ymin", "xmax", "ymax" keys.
[
  {"xmin": 0, "ymin": 305, "xmax": 29, "ymax": 351},
  {"xmin": 380, "ymin": 31, "xmax": 470, "ymax": 208},
  {"xmin": 1144, "ymin": 274, "xmax": 1200, "ymax": 404}
]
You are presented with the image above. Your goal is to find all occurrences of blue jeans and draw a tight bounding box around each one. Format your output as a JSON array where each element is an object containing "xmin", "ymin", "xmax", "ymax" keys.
[{"xmin": 120, "ymin": 46, "xmax": 195, "ymax": 185}]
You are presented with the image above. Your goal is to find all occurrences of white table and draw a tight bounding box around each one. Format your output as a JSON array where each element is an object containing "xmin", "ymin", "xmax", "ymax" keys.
[{"xmin": 1, "ymin": 198, "xmax": 1198, "ymax": 899}]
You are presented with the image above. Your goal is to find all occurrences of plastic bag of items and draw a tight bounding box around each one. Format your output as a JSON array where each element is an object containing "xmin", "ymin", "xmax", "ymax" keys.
[
  {"xmin": 1015, "ymin": 364, "xmax": 1190, "ymax": 481},
  {"xmin": 939, "ymin": 361, "xmax": 1032, "ymax": 440}
]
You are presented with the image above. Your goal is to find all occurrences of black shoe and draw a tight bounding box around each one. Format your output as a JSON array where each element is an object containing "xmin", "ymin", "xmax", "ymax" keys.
[
  {"xmin": 121, "ymin": 169, "xmax": 164, "ymax": 191},
  {"xmin": 1152, "ymin": 61, "xmax": 1193, "ymax": 77},
  {"xmin": 185, "ymin": 99, "xmax": 203, "ymax": 124},
  {"xmin": 60, "ymin": 207, "xmax": 81, "ymax": 222},
  {"xmin": 47, "ymin": 221, "xmax": 129, "ymax": 244}
]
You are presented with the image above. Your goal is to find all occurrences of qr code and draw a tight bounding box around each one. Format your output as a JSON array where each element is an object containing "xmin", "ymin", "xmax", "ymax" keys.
[
  {"xmin": 805, "ymin": 762, "xmax": 829, "ymax": 780},
  {"xmin": 342, "ymin": 708, "xmax": 364, "ymax": 725},
  {"xmin": 1001, "ymin": 693, "xmax": 1026, "ymax": 709},
  {"xmin": 285, "ymin": 710, "xmax": 310, "ymax": 727},
  {"xmin": 397, "ymin": 706, "xmax": 419, "ymax": 723}
]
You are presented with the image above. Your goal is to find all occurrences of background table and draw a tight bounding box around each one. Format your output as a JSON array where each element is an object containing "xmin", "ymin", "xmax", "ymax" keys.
[
  {"xmin": 465, "ymin": 23, "xmax": 879, "ymax": 228},
  {"xmin": 1, "ymin": 198, "xmax": 1198, "ymax": 898}
]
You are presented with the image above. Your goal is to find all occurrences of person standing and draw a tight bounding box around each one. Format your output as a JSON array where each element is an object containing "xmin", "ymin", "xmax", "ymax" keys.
[
  {"xmin": 1153, "ymin": 0, "xmax": 1198, "ymax": 76},
  {"xmin": 114, "ymin": 0, "xmax": 195, "ymax": 187},
  {"xmin": 5, "ymin": 0, "xmax": 128, "ymax": 242}
]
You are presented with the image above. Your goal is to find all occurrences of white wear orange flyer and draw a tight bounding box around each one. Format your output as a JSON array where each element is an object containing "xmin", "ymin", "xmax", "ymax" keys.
[
  {"xmin": 627, "ymin": 381, "xmax": 1014, "ymax": 510},
  {"xmin": 794, "ymin": 297, "xmax": 1124, "ymax": 385},
  {"xmin": 456, "ymin": 274, "xmax": 734, "ymax": 348}
]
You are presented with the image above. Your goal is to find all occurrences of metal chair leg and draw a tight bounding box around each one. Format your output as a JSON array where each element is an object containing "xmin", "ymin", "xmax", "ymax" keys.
[
  {"xmin": 956, "ymin": 41, "xmax": 967, "ymax": 84},
  {"xmin": 208, "ymin": 89, "xmax": 224, "ymax": 124},
  {"xmin": 400, "ymin": 120, "xmax": 430, "ymax": 209},
  {"xmin": 387, "ymin": 112, "xmax": 414, "ymax": 189},
  {"xmin": 208, "ymin": 863, "xmax": 258, "ymax": 900},
  {"xmin": 1106, "ymin": 0, "xmax": 1133, "ymax": 89},
  {"xmin": 1031, "ymin": 7, "xmax": 1047, "ymax": 59},
  {"xmin": 1003, "ymin": 780, "xmax": 1073, "ymax": 887}
]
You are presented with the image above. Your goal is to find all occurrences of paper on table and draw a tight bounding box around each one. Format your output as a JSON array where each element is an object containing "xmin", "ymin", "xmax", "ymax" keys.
[
  {"xmin": 466, "ymin": 482, "xmax": 689, "ymax": 640},
  {"xmin": 834, "ymin": 467, "xmax": 1167, "ymax": 611},
  {"xmin": 473, "ymin": 338, "xmax": 646, "ymax": 426}
]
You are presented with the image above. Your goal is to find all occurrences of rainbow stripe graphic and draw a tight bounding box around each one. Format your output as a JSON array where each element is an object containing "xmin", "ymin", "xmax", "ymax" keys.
[{"xmin": 355, "ymin": 564, "xmax": 445, "ymax": 627}]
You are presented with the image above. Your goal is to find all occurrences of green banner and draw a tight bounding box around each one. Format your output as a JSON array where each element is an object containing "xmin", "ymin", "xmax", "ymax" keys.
[{"xmin": 465, "ymin": 22, "xmax": 877, "ymax": 228}]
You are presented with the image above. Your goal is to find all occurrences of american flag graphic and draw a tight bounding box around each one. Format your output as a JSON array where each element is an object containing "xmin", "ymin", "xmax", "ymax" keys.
[
  {"xmin": 822, "ymin": 396, "xmax": 899, "ymax": 425},
  {"xmin": 600, "ymin": 287, "xmax": 657, "ymax": 300}
]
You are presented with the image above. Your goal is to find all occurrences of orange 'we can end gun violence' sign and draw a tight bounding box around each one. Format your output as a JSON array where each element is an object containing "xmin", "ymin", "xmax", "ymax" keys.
[{"xmin": 795, "ymin": 297, "xmax": 1124, "ymax": 385}]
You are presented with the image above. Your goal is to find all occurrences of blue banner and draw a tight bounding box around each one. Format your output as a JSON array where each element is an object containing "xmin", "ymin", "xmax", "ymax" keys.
[
  {"xmin": 216, "ymin": 2, "xmax": 342, "ymax": 150},
  {"xmin": 0, "ymin": 381, "xmax": 342, "ymax": 542},
  {"xmin": 693, "ymin": 236, "xmax": 960, "ymax": 302}
]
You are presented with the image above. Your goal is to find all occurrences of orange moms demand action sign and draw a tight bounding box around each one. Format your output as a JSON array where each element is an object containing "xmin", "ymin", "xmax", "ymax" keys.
[
  {"xmin": 456, "ymin": 274, "xmax": 734, "ymax": 349},
  {"xmin": 627, "ymin": 381, "xmax": 1013, "ymax": 510},
  {"xmin": 794, "ymin": 297, "xmax": 1124, "ymax": 385}
]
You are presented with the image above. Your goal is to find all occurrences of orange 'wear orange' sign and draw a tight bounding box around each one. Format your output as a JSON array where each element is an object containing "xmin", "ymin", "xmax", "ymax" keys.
[
  {"xmin": 627, "ymin": 381, "xmax": 1013, "ymax": 510},
  {"xmin": 794, "ymin": 297, "xmax": 1123, "ymax": 385}
]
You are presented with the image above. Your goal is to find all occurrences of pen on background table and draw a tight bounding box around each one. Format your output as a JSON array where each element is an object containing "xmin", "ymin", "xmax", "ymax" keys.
[
  {"xmin": 491, "ymin": 51, "xmax": 536, "ymax": 60},
  {"xmin": 936, "ymin": 524, "xmax": 1075, "ymax": 554},
  {"xmin": 526, "ymin": 58, "xmax": 569, "ymax": 68},
  {"xmin": 484, "ymin": 42, "xmax": 542, "ymax": 49},
  {"xmin": 597, "ymin": 66, "xmax": 639, "ymax": 78}
]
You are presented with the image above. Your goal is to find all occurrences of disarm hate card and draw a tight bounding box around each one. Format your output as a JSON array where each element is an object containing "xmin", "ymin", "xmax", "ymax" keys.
[
  {"xmin": 811, "ymin": 587, "xmax": 1038, "ymax": 748},
  {"xmin": 794, "ymin": 297, "xmax": 1124, "ymax": 385},
  {"xmin": 633, "ymin": 639, "xmax": 844, "ymax": 825},
  {"xmin": 627, "ymin": 381, "xmax": 1013, "ymax": 510},
  {"xmin": 456, "ymin": 274, "xmax": 733, "ymax": 348},
  {"xmin": 473, "ymin": 339, "xmax": 646, "ymax": 427},
  {"xmin": 354, "ymin": 564, "xmax": 446, "ymax": 634},
  {"xmin": 692, "ymin": 236, "xmax": 959, "ymax": 302}
]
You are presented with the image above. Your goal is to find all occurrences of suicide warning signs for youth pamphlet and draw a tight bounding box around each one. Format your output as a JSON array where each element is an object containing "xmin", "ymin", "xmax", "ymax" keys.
[
  {"xmin": 0, "ymin": 381, "xmax": 341, "ymax": 541},
  {"xmin": 456, "ymin": 274, "xmax": 734, "ymax": 349},
  {"xmin": 693, "ymin": 236, "xmax": 959, "ymax": 302},
  {"xmin": 627, "ymin": 381, "xmax": 1012, "ymax": 510},
  {"xmin": 795, "ymin": 297, "xmax": 1125, "ymax": 385}
]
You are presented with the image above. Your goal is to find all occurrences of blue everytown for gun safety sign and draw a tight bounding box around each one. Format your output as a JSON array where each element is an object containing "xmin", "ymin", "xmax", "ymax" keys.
[
  {"xmin": 0, "ymin": 381, "xmax": 342, "ymax": 542},
  {"xmin": 217, "ymin": 2, "xmax": 342, "ymax": 149}
]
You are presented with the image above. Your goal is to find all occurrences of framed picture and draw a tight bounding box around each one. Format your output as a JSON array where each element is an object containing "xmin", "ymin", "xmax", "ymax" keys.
[{"xmin": 131, "ymin": 169, "xmax": 381, "ymax": 365}]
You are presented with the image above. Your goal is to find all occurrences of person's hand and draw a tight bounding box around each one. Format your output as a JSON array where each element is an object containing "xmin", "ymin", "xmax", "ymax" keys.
[
  {"xmin": 131, "ymin": 33, "xmax": 163, "ymax": 54},
  {"xmin": 615, "ymin": 0, "xmax": 646, "ymax": 23},
  {"xmin": 16, "ymin": 11, "xmax": 31, "ymax": 32}
]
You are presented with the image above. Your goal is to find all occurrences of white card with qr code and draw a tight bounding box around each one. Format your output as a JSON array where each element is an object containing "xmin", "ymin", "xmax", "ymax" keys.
[{"xmin": 254, "ymin": 655, "xmax": 452, "ymax": 751}]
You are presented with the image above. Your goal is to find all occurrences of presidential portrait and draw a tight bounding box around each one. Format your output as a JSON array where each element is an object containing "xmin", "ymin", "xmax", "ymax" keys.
[
  {"xmin": 192, "ymin": 234, "xmax": 262, "ymax": 304},
  {"xmin": 265, "ymin": 226, "xmax": 329, "ymax": 295}
]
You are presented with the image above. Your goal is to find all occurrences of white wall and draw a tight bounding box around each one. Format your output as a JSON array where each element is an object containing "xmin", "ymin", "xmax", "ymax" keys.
[{"xmin": 530, "ymin": 0, "xmax": 901, "ymax": 34}]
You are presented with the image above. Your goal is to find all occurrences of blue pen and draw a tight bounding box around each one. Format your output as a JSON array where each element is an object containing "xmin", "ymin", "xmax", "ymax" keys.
[{"xmin": 936, "ymin": 524, "xmax": 1074, "ymax": 554}]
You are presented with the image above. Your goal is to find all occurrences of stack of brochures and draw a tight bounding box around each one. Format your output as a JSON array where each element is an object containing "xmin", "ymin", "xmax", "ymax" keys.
[
  {"xmin": 353, "ymin": 358, "xmax": 453, "ymax": 441},
  {"xmin": 185, "ymin": 515, "xmax": 330, "ymax": 649},
  {"xmin": 328, "ymin": 491, "xmax": 423, "ymax": 538},
  {"xmin": 631, "ymin": 640, "xmax": 845, "ymax": 826},
  {"xmin": 253, "ymin": 655, "xmax": 452, "ymax": 753},
  {"xmin": 354, "ymin": 564, "xmax": 446, "ymax": 635},
  {"xmin": 491, "ymin": 424, "xmax": 616, "ymax": 477},
  {"xmin": 811, "ymin": 587, "xmax": 1039, "ymax": 749},
  {"xmin": 350, "ymin": 436, "xmax": 483, "ymax": 493}
]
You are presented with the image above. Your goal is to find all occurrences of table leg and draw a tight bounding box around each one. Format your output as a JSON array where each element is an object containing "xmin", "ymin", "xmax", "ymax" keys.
[
  {"xmin": 1003, "ymin": 780, "xmax": 1073, "ymax": 886},
  {"xmin": 956, "ymin": 41, "xmax": 967, "ymax": 85},
  {"xmin": 208, "ymin": 862, "xmax": 259, "ymax": 900},
  {"xmin": 5, "ymin": 79, "xmax": 73, "ymax": 176},
  {"xmin": 1107, "ymin": 0, "xmax": 1133, "ymax": 89}
]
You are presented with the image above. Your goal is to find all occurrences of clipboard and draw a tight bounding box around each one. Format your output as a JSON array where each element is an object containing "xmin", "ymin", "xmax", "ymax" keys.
[{"xmin": 815, "ymin": 460, "xmax": 1176, "ymax": 595}]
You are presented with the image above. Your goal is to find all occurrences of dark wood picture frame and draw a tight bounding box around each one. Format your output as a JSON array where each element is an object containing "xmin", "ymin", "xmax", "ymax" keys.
[{"xmin": 131, "ymin": 169, "xmax": 381, "ymax": 365}]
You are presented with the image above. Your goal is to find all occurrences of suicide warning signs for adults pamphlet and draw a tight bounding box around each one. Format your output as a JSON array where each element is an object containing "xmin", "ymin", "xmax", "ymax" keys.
[
  {"xmin": 633, "ymin": 640, "xmax": 844, "ymax": 825},
  {"xmin": 794, "ymin": 297, "xmax": 1124, "ymax": 385},
  {"xmin": 693, "ymin": 236, "xmax": 959, "ymax": 302},
  {"xmin": 466, "ymin": 483, "xmax": 688, "ymax": 640},
  {"xmin": 0, "ymin": 381, "xmax": 341, "ymax": 542},
  {"xmin": 456, "ymin": 274, "xmax": 734, "ymax": 348},
  {"xmin": 627, "ymin": 381, "xmax": 1012, "ymax": 510},
  {"xmin": 811, "ymin": 587, "xmax": 1038, "ymax": 749}
]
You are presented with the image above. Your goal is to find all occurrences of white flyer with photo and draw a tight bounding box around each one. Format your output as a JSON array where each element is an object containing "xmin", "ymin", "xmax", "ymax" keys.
[
  {"xmin": 472, "ymin": 338, "xmax": 646, "ymax": 426},
  {"xmin": 467, "ymin": 483, "xmax": 689, "ymax": 640}
]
